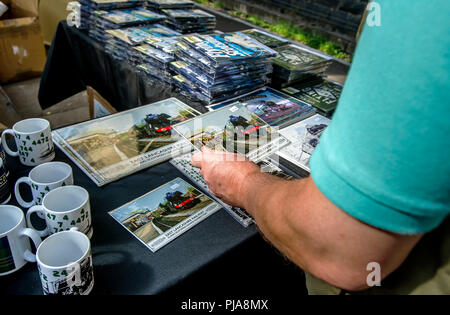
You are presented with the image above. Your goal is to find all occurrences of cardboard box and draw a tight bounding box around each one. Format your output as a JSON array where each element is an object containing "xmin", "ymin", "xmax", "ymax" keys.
[
  {"xmin": 38, "ymin": 0, "xmax": 72, "ymax": 46},
  {"xmin": 0, "ymin": 0, "xmax": 46, "ymax": 84}
]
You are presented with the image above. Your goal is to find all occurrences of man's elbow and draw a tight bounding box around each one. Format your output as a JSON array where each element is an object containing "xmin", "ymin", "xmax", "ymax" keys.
[{"xmin": 310, "ymin": 260, "xmax": 376, "ymax": 292}]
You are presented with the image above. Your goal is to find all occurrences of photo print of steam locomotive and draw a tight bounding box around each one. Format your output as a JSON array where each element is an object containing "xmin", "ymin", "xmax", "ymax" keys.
[
  {"xmin": 52, "ymin": 98, "xmax": 201, "ymax": 186},
  {"xmin": 174, "ymin": 102, "xmax": 287, "ymax": 159},
  {"xmin": 109, "ymin": 178, "xmax": 221, "ymax": 252},
  {"xmin": 276, "ymin": 114, "xmax": 331, "ymax": 172}
]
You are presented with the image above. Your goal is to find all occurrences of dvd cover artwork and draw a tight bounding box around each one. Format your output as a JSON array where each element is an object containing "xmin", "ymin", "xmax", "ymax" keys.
[
  {"xmin": 53, "ymin": 98, "xmax": 201, "ymax": 187},
  {"xmin": 180, "ymin": 32, "xmax": 277, "ymax": 67},
  {"xmin": 282, "ymin": 79, "xmax": 343, "ymax": 115},
  {"xmin": 208, "ymin": 87, "xmax": 316, "ymax": 128},
  {"xmin": 109, "ymin": 177, "xmax": 221, "ymax": 252},
  {"xmin": 241, "ymin": 28, "xmax": 289, "ymax": 48},
  {"xmin": 276, "ymin": 113, "xmax": 330, "ymax": 172}
]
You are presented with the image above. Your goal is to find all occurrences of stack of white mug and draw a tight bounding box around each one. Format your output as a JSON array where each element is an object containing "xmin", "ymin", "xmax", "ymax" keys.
[{"xmin": 0, "ymin": 118, "xmax": 95, "ymax": 295}]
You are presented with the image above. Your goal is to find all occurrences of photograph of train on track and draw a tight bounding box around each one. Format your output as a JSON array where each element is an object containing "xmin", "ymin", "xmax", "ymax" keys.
[
  {"xmin": 52, "ymin": 98, "xmax": 200, "ymax": 186},
  {"xmin": 109, "ymin": 177, "xmax": 221, "ymax": 252},
  {"xmin": 174, "ymin": 103, "xmax": 275, "ymax": 155}
]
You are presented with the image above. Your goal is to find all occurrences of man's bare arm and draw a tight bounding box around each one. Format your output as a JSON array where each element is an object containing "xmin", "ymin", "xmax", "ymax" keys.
[{"xmin": 192, "ymin": 148, "xmax": 423, "ymax": 291}]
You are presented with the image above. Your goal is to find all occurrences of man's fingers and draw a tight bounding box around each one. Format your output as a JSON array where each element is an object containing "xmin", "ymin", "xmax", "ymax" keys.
[{"xmin": 191, "ymin": 150, "xmax": 203, "ymax": 168}]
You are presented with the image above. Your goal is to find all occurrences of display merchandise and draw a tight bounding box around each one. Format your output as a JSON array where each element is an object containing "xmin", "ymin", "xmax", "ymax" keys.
[
  {"xmin": 171, "ymin": 32, "xmax": 277, "ymax": 104},
  {"xmin": 170, "ymin": 150, "xmax": 294, "ymax": 227},
  {"xmin": 14, "ymin": 162, "xmax": 74, "ymax": 209},
  {"xmin": 282, "ymin": 77, "xmax": 344, "ymax": 116},
  {"xmin": 1, "ymin": 118, "xmax": 55, "ymax": 167},
  {"xmin": 174, "ymin": 102, "xmax": 288, "ymax": 159},
  {"xmin": 272, "ymin": 44, "xmax": 333, "ymax": 87},
  {"xmin": 146, "ymin": 0, "xmax": 195, "ymax": 12},
  {"xmin": 109, "ymin": 177, "xmax": 221, "ymax": 252},
  {"xmin": 105, "ymin": 24, "xmax": 180, "ymax": 61},
  {"xmin": 208, "ymin": 87, "xmax": 316, "ymax": 128},
  {"xmin": 162, "ymin": 8, "xmax": 216, "ymax": 34},
  {"xmin": 275, "ymin": 113, "xmax": 331, "ymax": 172},
  {"xmin": 242, "ymin": 28, "xmax": 289, "ymax": 48},
  {"xmin": 52, "ymin": 98, "xmax": 200, "ymax": 186}
]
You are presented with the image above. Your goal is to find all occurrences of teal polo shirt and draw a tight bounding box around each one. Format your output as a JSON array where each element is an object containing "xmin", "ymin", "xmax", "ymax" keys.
[{"xmin": 310, "ymin": 0, "xmax": 450, "ymax": 234}]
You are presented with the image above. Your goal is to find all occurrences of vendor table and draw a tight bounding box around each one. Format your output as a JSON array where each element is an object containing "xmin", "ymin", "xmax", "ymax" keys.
[
  {"xmin": 2, "ymin": 13, "xmax": 310, "ymax": 295},
  {"xmin": 1, "ymin": 142, "xmax": 307, "ymax": 295}
]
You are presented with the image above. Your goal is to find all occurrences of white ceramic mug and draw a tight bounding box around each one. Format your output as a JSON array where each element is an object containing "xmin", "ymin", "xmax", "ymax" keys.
[
  {"xmin": 26, "ymin": 186, "xmax": 93, "ymax": 239},
  {"xmin": 36, "ymin": 227, "xmax": 94, "ymax": 295},
  {"xmin": 0, "ymin": 205, "xmax": 42, "ymax": 276},
  {"xmin": 15, "ymin": 162, "xmax": 73, "ymax": 208},
  {"xmin": 1, "ymin": 118, "xmax": 55, "ymax": 166}
]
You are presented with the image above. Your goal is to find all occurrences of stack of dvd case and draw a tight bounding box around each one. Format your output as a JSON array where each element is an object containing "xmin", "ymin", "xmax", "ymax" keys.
[
  {"xmin": 282, "ymin": 76, "xmax": 343, "ymax": 117},
  {"xmin": 105, "ymin": 24, "xmax": 180, "ymax": 63},
  {"xmin": 88, "ymin": 8, "xmax": 166, "ymax": 42},
  {"xmin": 271, "ymin": 44, "xmax": 333, "ymax": 88},
  {"xmin": 241, "ymin": 28, "xmax": 289, "ymax": 48},
  {"xmin": 171, "ymin": 32, "xmax": 277, "ymax": 105},
  {"xmin": 162, "ymin": 8, "xmax": 216, "ymax": 34},
  {"xmin": 146, "ymin": 0, "xmax": 195, "ymax": 13},
  {"xmin": 133, "ymin": 35, "xmax": 182, "ymax": 83},
  {"xmin": 77, "ymin": 0, "xmax": 147, "ymax": 31}
]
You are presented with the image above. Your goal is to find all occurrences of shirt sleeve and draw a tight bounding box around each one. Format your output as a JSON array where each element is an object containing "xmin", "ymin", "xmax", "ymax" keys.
[{"xmin": 309, "ymin": 0, "xmax": 450, "ymax": 234}]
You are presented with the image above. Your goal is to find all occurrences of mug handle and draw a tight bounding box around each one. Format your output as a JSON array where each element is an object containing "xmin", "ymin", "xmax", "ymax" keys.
[
  {"xmin": 18, "ymin": 227, "xmax": 42, "ymax": 263},
  {"xmin": 26, "ymin": 205, "xmax": 50, "ymax": 238},
  {"xmin": 15, "ymin": 177, "xmax": 35, "ymax": 208},
  {"xmin": 1, "ymin": 129, "xmax": 19, "ymax": 157}
]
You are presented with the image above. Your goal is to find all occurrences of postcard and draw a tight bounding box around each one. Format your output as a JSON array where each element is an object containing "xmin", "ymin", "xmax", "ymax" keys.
[
  {"xmin": 109, "ymin": 178, "xmax": 221, "ymax": 252},
  {"xmin": 276, "ymin": 114, "xmax": 331, "ymax": 172},
  {"xmin": 53, "ymin": 98, "xmax": 200, "ymax": 186}
]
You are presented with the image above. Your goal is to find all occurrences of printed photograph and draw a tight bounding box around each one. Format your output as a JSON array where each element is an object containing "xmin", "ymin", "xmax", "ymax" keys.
[
  {"xmin": 53, "ymin": 98, "xmax": 199, "ymax": 185},
  {"xmin": 109, "ymin": 178, "xmax": 221, "ymax": 252},
  {"xmin": 175, "ymin": 103, "xmax": 273, "ymax": 155},
  {"xmin": 277, "ymin": 114, "xmax": 331, "ymax": 171}
]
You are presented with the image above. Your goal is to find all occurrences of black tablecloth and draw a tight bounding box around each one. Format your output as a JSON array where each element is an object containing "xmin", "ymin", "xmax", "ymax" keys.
[{"xmin": 0, "ymin": 143, "xmax": 306, "ymax": 295}]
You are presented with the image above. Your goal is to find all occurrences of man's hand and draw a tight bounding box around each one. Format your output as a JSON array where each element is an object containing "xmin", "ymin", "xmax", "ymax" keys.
[{"xmin": 191, "ymin": 147, "xmax": 260, "ymax": 207}]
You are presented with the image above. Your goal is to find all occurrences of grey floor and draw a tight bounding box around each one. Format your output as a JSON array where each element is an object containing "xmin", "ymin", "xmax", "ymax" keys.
[{"xmin": 1, "ymin": 77, "xmax": 90, "ymax": 130}]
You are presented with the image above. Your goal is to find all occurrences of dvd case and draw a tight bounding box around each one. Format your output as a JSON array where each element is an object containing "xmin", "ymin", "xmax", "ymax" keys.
[{"xmin": 53, "ymin": 98, "xmax": 201, "ymax": 187}]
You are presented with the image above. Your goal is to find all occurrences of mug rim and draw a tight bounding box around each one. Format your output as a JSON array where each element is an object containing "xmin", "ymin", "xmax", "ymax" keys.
[
  {"xmin": 36, "ymin": 230, "xmax": 90, "ymax": 270},
  {"xmin": 29, "ymin": 162, "xmax": 72, "ymax": 186},
  {"xmin": 12, "ymin": 118, "xmax": 50, "ymax": 135},
  {"xmin": 0, "ymin": 205, "xmax": 24, "ymax": 236},
  {"xmin": 41, "ymin": 185, "xmax": 89, "ymax": 215}
]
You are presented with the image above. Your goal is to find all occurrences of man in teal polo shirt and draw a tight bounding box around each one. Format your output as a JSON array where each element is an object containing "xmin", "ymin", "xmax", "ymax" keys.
[{"xmin": 191, "ymin": 0, "xmax": 449, "ymax": 294}]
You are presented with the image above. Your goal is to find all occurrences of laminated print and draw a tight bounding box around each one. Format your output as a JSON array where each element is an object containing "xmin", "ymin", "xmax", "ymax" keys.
[
  {"xmin": 276, "ymin": 114, "xmax": 330, "ymax": 172},
  {"xmin": 92, "ymin": 8, "xmax": 165, "ymax": 27},
  {"xmin": 209, "ymin": 87, "xmax": 315, "ymax": 128},
  {"xmin": 242, "ymin": 28, "xmax": 289, "ymax": 48},
  {"xmin": 170, "ymin": 151, "xmax": 293, "ymax": 227},
  {"xmin": 282, "ymin": 78, "xmax": 343, "ymax": 115},
  {"xmin": 174, "ymin": 103, "xmax": 288, "ymax": 158},
  {"xmin": 52, "ymin": 98, "xmax": 200, "ymax": 186},
  {"xmin": 109, "ymin": 178, "xmax": 221, "ymax": 252}
]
